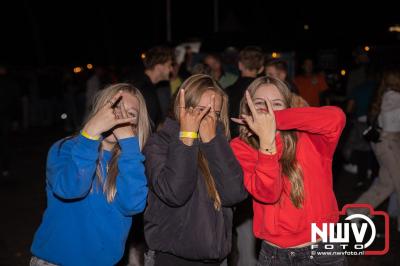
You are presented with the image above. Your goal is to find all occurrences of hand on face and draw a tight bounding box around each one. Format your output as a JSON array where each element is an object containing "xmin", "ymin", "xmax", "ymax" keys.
[
  {"xmin": 199, "ymin": 94, "xmax": 217, "ymax": 143},
  {"xmin": 82, "ymin": 91, "xmax": 136, "ymax": 138},
  {"xmin": 112, "ymin": 98, "xmax": 137, "ymax": 140},
  {"xmin": 178, "ymin": 89, "xmax": 210, "ymax": 134},
  {"xmin": 232, "ymin": 90, "xmax": 277, "ymax": 146}
]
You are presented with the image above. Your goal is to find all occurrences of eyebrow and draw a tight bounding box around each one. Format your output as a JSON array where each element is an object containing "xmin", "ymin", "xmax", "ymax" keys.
[{"xmin": 254, "ymin": 97, "xmax": 284, "ymax": 103}]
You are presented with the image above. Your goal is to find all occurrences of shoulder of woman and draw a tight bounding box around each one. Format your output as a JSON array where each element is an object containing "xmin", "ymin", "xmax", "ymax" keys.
[{"xmin": 48, "ymin": 135, "xmax": 78, "ymax": 157}]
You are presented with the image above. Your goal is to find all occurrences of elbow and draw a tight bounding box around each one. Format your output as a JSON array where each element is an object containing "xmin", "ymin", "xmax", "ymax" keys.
[
  {"xmin": 117, "ymin": 188, "xmax": 148, "ymax": 216},
  {"xmin": 163, "ymin": 190, "xmax": 193, "ymax": 207},
  {"xmin": 253, "ymin": 190, "xmax": 281, "ymax": 204},
  {"xmin": 251, "ymin": 182, "xmax": 282, "ymax": 204},
  {"xmin": 128, "ymin": 198, "xmax": 147, "ymax": 215},
  {"xmin": 152, "ymin": 174, "xmax": 196, "ymax": 207},
  {"xmin": 52, "ymin": 185, "xmax": 90, "ymax": 200},
  {"xmin": 152, "ymin": 185, "xmax": 193, "ymax": 207},
  {"xmin": 220, "ymin": 185, "xmax": 248, "ymax": 207},
  {"xmin": 327, "ymin": 106, "xmax": 346, "ymax": 129}
]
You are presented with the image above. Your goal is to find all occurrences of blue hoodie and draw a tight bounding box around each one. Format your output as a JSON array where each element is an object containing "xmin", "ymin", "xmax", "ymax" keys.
[{"xmin": 31, "ymin": 134, "xmax": 148, "ymax": 266}]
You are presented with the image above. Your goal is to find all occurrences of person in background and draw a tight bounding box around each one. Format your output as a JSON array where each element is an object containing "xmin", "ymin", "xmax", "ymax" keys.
[
  {"xmin": 30, "ymin": 84, "xmax": 150, "ymax": 266},
  {"xmin": 345, "ymin": 47, "xmax": 370, "ymax": 98},
  {"xmin": 343, "ymin": 66, "xmax": 379, "ymax": 189},
  {"xmin": 294, "ymin": 58, "xmax": 328, "ymax": 107},
  {"xmin": 226, "ymin": 45, "xmax": 264, "ymax": 266},
  {"xmin": 231, "ymin": 76, "xmax": 346, "ymax": 265},
  {"xmin": 265, "ymin": 58, "xmax": 298, "ymax": 94},
  {"xmin": 170, "ymin": 61, "xmax": 183, "ymax": 97},
  {"xmin": 143, "ymin": 74, "xmax": 247, "ymax": 266},
  {"xmin": 134, "ymin": 46, "xmax": 174, "ymax": 128},
  {"xmin": 204, "ymin": 53, "xmax": 238, "ymax": 89},
  {"xmin": 265, "ymin": 58, "xmax": 308, "ymax": 107},
  {"xmin": 350, "ymin": 67, "xmax": 400, "ymax": 233}
]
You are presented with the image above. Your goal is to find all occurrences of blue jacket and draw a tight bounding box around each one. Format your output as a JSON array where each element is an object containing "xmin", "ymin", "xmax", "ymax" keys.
[{"xmin": 31, "ymin": 135, "xmax": 148, "ymax": 266}]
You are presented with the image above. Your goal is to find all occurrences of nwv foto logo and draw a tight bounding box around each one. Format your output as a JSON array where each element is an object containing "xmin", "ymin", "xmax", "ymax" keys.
[{"xmin": 310, "ymin": 204, "xmax": 389, "ymax": 255}]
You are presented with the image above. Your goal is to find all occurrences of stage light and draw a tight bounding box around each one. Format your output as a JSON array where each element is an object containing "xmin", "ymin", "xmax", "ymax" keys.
[
  {"xmin": 61, "ymin": 113, "xmax": 68, "ymax": 120},
  {"xmin": 141, "ymin": 53, "xmax": 146, "ymax": 59},
  {"xmin": 73, "ymin": 67, "xmax": 83, "ymax": 74},
  {"xmin": 364, "ymin": 46, "xmax": 370, "ymax": 52},
  {"xmin": 304, "ymin": 24, "xmax": 309, "ymax": 30},
  {"xmin": 87, "ymin": 64, "xmax": 93, "ymax": 69},
  {"xmin": 272, "ymin": 52, "xmax": 279, "ymax": 58},
  {"xmin": 389, "ymin": 25, "xmax": 400, "ymax": 32},
  {"xmin": 340, "ymin": 69, "xmax": 346, "ymax": 76}
]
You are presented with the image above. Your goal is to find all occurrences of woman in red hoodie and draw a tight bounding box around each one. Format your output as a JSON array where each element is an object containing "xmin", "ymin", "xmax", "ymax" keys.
[{"xmin": 230, "ymin": 76, "xmax": 347, "ymax": 265}]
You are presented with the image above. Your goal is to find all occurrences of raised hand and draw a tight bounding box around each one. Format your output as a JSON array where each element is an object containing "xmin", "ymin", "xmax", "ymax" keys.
[
  {"xmin": 199, "ymin": 94, "xmax": 217, "ymax": 143},
  {"xmin": 82, "ymin": 91, "xmax": 135, "ymax": 138},
  {"xmin": 113, "ymin": 99, "xmax": 136, "ymax": 140},
  {"xmin": 242, "ymin": 90, "xmax": 277, "ymax": 153},
  {"xmin": 178, "ymin": 89, "xmax": 210, "ymax": 146},
  {"xmin": 179, "ymin": 89, "xmax": 210, "ymax": 132}
]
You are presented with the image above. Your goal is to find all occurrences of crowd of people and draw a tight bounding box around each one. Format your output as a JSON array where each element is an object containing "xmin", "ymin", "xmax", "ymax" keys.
[{"xmin": 1, "ymin": 43, "xmax": 399, "ymax": 266}]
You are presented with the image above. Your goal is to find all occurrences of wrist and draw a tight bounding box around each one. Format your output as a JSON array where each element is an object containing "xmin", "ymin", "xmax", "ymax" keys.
[
  {"xmin": 81, "ymin": 129, "xmax": 101, "ymax": 140},
  {"xmin": 200, "ymin": 133, "xmax": 216, "ymax": 143},
  {"xmin": 114, "ymin": 129, "xmax": 135, "ymax": 140},
  {"xmin": 259, "ymin": 138, "xmax": 276, "ymax": 155},
  {"xmin": 179, "ymin": 131, "xmax": 198, "ymax": 139},
  {"xmin": 82, "ymin": 124, "xmax": 101, "ymax": 139}
]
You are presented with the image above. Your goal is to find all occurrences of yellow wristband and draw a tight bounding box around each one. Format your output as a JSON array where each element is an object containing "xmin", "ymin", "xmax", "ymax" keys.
[
  {"xmin": 81, "ymin": 130, "xmax": 100, "ymax": 140},
  {"xmin": 179, "ymin": 131, "xmax": 198, "ymax": 139}
]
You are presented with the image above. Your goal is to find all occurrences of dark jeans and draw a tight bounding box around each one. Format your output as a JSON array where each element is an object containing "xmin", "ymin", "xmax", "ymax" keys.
[
  {"xmin": 153, "ymin": 251, "xmax": 221, "ymax": 266},
  {"xmin": 257, "ymin": 241, "xmax": 347, "ymax": 266}
]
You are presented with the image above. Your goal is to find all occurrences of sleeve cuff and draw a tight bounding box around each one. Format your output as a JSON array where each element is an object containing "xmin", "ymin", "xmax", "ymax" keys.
[
  {"xmin": 199, "ymin": 134, "xmax": 222, "ymax": 149},
  {"xmin": 119, "ymin": 137, "xmax": 141, "ymax": 155},
  {"xmin": 256, "ymin": 150, "xmax": 280, "ymax": 172}
]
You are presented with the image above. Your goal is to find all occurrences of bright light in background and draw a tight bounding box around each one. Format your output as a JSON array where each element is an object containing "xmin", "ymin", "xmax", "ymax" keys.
[
  {"xmin": 73, "ymin": 67, "xmax": 83, "ymax": 74},
  {"xmin": 340, "ymin": 69, "xmax": 346, "ymax": 76},
  {"xmin": 61, "ymin": 113, "xmax": 68, "ymax": 120},
  {"xmin": 141, "ymin": 53, "xmax": 146, "ymax": 59},
  {"xmin": 389, "ymin": 25, "xmax": 400, "ymax": 32},
  {"xmin": 364, "ymin": 46, "xmax": 370, "ymax": 52},
  {"xmin": 271, "ymin": 52, "xmax": 279, "ymax": 58},
  {"xmin": 86, "ymin": 64, "xmax": 93, "ymax": 69},
  {"xmin": 304, "ymin": 24, "xmax": 309, "ymax": 30}
]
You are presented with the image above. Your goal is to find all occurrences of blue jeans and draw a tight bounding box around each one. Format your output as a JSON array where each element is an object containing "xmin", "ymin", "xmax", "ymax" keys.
[{"xmin": 257, "ymin": 241, "xmax": 347, "ymax": 266}]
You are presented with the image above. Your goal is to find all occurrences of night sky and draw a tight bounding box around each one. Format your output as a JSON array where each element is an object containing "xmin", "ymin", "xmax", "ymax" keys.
[{"xmin": 1, "ymin": 0, "xmax": 399, "ymax": 66}]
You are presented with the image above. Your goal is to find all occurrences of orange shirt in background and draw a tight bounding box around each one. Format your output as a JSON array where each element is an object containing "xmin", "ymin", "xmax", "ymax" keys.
[{"xmin": 294, "ymin": 74, "xmax": 328, "ymax": 106}]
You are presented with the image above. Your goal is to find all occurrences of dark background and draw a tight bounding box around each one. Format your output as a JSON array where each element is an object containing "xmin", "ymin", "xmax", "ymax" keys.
[
  {"xmin": 1, "ymin": 0, "xmax": 399, "ymax": 66},
  {"xmin": 1, "ymin": 1, "xmax": 400, "ymax": 265}
]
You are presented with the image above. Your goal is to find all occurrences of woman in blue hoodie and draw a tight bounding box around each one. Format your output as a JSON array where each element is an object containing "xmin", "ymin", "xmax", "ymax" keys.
[{"xmin": 30, "ymin": 83, "xmax": 150, "ymax": 266}]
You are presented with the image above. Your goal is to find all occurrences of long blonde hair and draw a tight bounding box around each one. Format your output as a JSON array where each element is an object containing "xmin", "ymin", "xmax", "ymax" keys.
[
  {"xmin": 173, "ymin": 74, "xmax": 230, "ymax": 210},
  {"xmin": 85, "ymin": 83, "xmax": 151, "ymax": 202},
  {"xmin": 239, "ymin": 76, "xmax": 304, "ymax": 208}
]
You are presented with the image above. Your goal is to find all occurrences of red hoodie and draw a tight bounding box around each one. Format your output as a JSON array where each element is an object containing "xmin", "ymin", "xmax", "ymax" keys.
[{"xmin": 230, "ymin": 106, "xmax": 346, "ymax": 248}]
